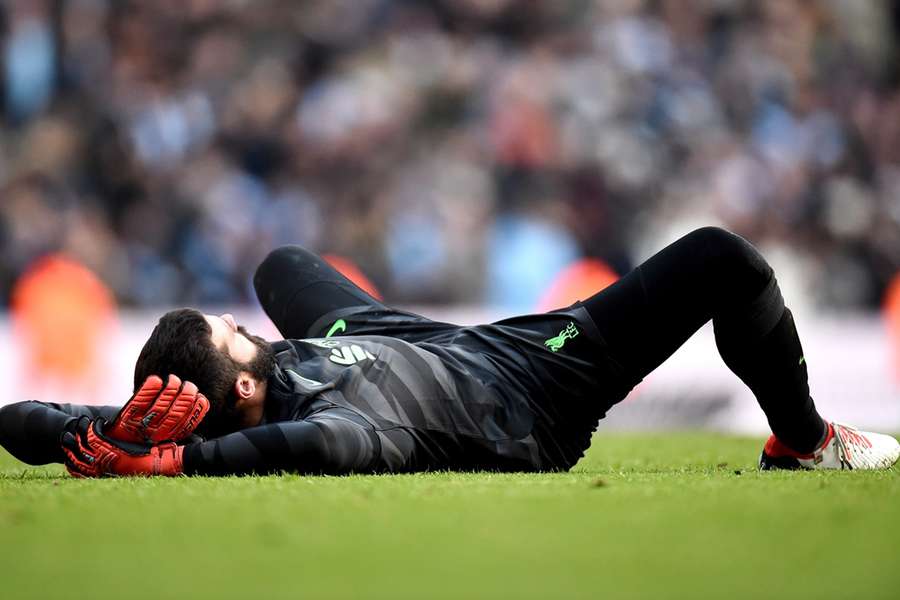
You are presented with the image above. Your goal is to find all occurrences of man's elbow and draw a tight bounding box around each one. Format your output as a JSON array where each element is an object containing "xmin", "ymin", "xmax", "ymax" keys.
[
  {"xmin": 0, "ymin": 401, "xmax": 29, "ymax": 448},
  {"xmin": 0, "ymin": 401, "xmax": 57, "ymax": 465}
]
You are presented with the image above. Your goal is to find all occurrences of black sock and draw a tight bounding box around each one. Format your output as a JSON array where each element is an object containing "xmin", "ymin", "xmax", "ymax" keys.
[{"xmin": 716, "ymin": 308, "xmax": 827, "ymax": 454}]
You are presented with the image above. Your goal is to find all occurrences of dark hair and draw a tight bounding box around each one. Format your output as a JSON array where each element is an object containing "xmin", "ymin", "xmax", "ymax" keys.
[{"xmin": 133, "ymin": 308, "xmax": 240, "ymax": 435}]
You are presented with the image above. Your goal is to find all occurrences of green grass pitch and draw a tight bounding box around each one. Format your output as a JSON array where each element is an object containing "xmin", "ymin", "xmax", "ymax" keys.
[{"xmin": 1, "ymin": 433, "xmax": 898, "ymax": 599}]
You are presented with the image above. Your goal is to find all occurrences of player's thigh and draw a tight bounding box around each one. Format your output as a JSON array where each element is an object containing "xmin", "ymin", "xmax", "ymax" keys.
[
  {"xmin": 582, "ymin": 227, "xmax": 772, "ymax": 378},
  {"xmin": 254, "ymin": 245, "xmax": 458, "ymax": 341},
  {"xmin": 254, "ymin": 246, "xmax": 386, "ymax": 339}
]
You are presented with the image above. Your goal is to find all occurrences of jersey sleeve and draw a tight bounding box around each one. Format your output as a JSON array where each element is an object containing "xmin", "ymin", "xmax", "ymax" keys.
[
  {"xmin": 0, "ymin": 401, "xmax": 120, "ymax": 466},
  {"xmin": 181, "ymin": 408, "xmax": 382, "ymax": 476}
]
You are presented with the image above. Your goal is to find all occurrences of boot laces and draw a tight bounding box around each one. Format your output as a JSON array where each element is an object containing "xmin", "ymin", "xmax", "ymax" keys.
[{"xmin": 830, "ymin": 423, "xmax": 872, "ymax": 469}]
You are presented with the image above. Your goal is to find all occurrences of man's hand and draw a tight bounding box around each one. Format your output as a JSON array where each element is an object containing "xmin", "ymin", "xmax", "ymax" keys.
[
  {"xmin": 61, "ymin": 417, "xmax": 184, "ymax": 477},
  {"xmin": 106, "ymin": 374, "xmax": 209, "ymax": 444}
]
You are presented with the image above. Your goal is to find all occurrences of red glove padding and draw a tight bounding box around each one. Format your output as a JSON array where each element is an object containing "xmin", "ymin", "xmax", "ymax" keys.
[
  {"xmin": 106, "ymin": 374, "xmax": 209, "ymax": 444},
  {"xmin": 62, "ymin": 417, "xmax": 184, "ymax": 478}
]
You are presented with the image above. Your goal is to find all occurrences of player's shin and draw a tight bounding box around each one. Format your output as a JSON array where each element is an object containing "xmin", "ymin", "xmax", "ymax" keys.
[{"xmin": 716, "ymin": 307, "xmax": 827, "ymax": 455}]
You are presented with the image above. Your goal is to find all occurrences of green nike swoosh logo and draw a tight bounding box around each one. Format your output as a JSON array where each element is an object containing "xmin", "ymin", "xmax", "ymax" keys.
[{"xmin": 325, "ymin": 319, "xmax": 347, "ymax": 338}]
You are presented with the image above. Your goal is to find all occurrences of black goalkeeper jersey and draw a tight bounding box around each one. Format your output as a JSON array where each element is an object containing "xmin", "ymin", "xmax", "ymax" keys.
[{"xmin": 246, "ymin": 304, "xmax": 629, "ymax": 474}]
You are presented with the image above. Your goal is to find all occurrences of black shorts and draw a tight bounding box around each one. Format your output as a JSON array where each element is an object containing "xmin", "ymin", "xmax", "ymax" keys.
[{"xmin": 461, "ymin": 305, "xmax": 633, "ymax": 468}]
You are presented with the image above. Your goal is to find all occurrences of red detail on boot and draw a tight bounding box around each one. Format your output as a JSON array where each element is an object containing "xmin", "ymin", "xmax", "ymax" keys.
[{"xmin": 763, "ymin": 423, "xmax": 834, "ymax": 458}]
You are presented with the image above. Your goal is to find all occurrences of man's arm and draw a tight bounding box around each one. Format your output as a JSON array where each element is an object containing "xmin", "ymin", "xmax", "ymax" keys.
[
  {"xmin": 0, "ymin": 401, "xmax": 119, "ymax": 466},
  {"xmin": 181, "ymin": 409, "xmax": 383, "ymax": 476}
]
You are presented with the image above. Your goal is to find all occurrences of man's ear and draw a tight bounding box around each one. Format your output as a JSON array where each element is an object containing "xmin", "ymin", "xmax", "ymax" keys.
[{"xmin": 234, "ymin": 372, "xmax": 257, "ymax": 402}]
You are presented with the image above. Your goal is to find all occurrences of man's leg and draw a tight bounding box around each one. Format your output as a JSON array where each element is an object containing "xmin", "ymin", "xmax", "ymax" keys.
[
  {"xmin": 254, "ymin": 246, "xmax": 388, "ymax": 339},
  {"xmin": 581, "ymin": 227, "xmax": 826, "ymax": 453},
  {"xmin": 254, "ymin": 246, "xmax": 458, "ymax": 341}
]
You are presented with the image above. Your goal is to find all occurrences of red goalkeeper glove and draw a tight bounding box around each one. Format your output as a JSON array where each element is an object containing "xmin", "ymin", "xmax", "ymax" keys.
[
  {"xmin": 61, "ymin": 417, "xmax": 184, "ymax": 477},
  {"xmin": 106, "ymin": 374, "xmax": 209, "ymax": 444}
]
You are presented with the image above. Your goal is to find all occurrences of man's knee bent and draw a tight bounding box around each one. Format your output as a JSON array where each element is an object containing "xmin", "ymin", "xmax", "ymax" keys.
[
  {"xmin": 254, "ymin": 246, "xmax": 317, "ymax": 305},
  {"xmin": 685, "ymin": 227, "xmax": 784, "ymax": 330},
  {"xmin": 685, "ymin": 226, "xmax": 774, "ymax": 290}
]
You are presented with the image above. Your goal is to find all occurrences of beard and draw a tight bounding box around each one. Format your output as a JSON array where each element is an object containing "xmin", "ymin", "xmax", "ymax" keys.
[
  {"xmin": 236, "ymin": 325, "xmax": 276, "ymax": 383},
  {"xmin": 199, "ymin": 326, "xmax": 276, "ymax": 439}
]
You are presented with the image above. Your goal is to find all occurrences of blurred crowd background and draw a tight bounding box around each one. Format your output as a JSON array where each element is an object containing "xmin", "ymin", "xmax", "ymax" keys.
[{"xmin": 2, "ymin": 0, "xmax": 900, "ymax": 311}]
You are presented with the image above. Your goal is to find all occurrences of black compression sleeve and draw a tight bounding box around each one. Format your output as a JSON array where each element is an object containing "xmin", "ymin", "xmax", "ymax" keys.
[
  {"xmin": 0, "ymin": 401, "xmax": 119, "ymax": 465},
  {"xmin": 181, "ymin": 415, "xmax": 380, "ymax": 476}
]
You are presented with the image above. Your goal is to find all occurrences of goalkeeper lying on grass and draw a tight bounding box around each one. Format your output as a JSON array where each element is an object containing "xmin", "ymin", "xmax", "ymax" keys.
[{"xmin": 1, "ymin": 228, "xmax": 898, "ymax": 477}]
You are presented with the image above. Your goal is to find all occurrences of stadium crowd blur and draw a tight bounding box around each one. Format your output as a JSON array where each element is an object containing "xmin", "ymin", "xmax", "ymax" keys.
[{"xmin": 1, "ymin": 0, "xmax": 900, "ymax": 311}]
